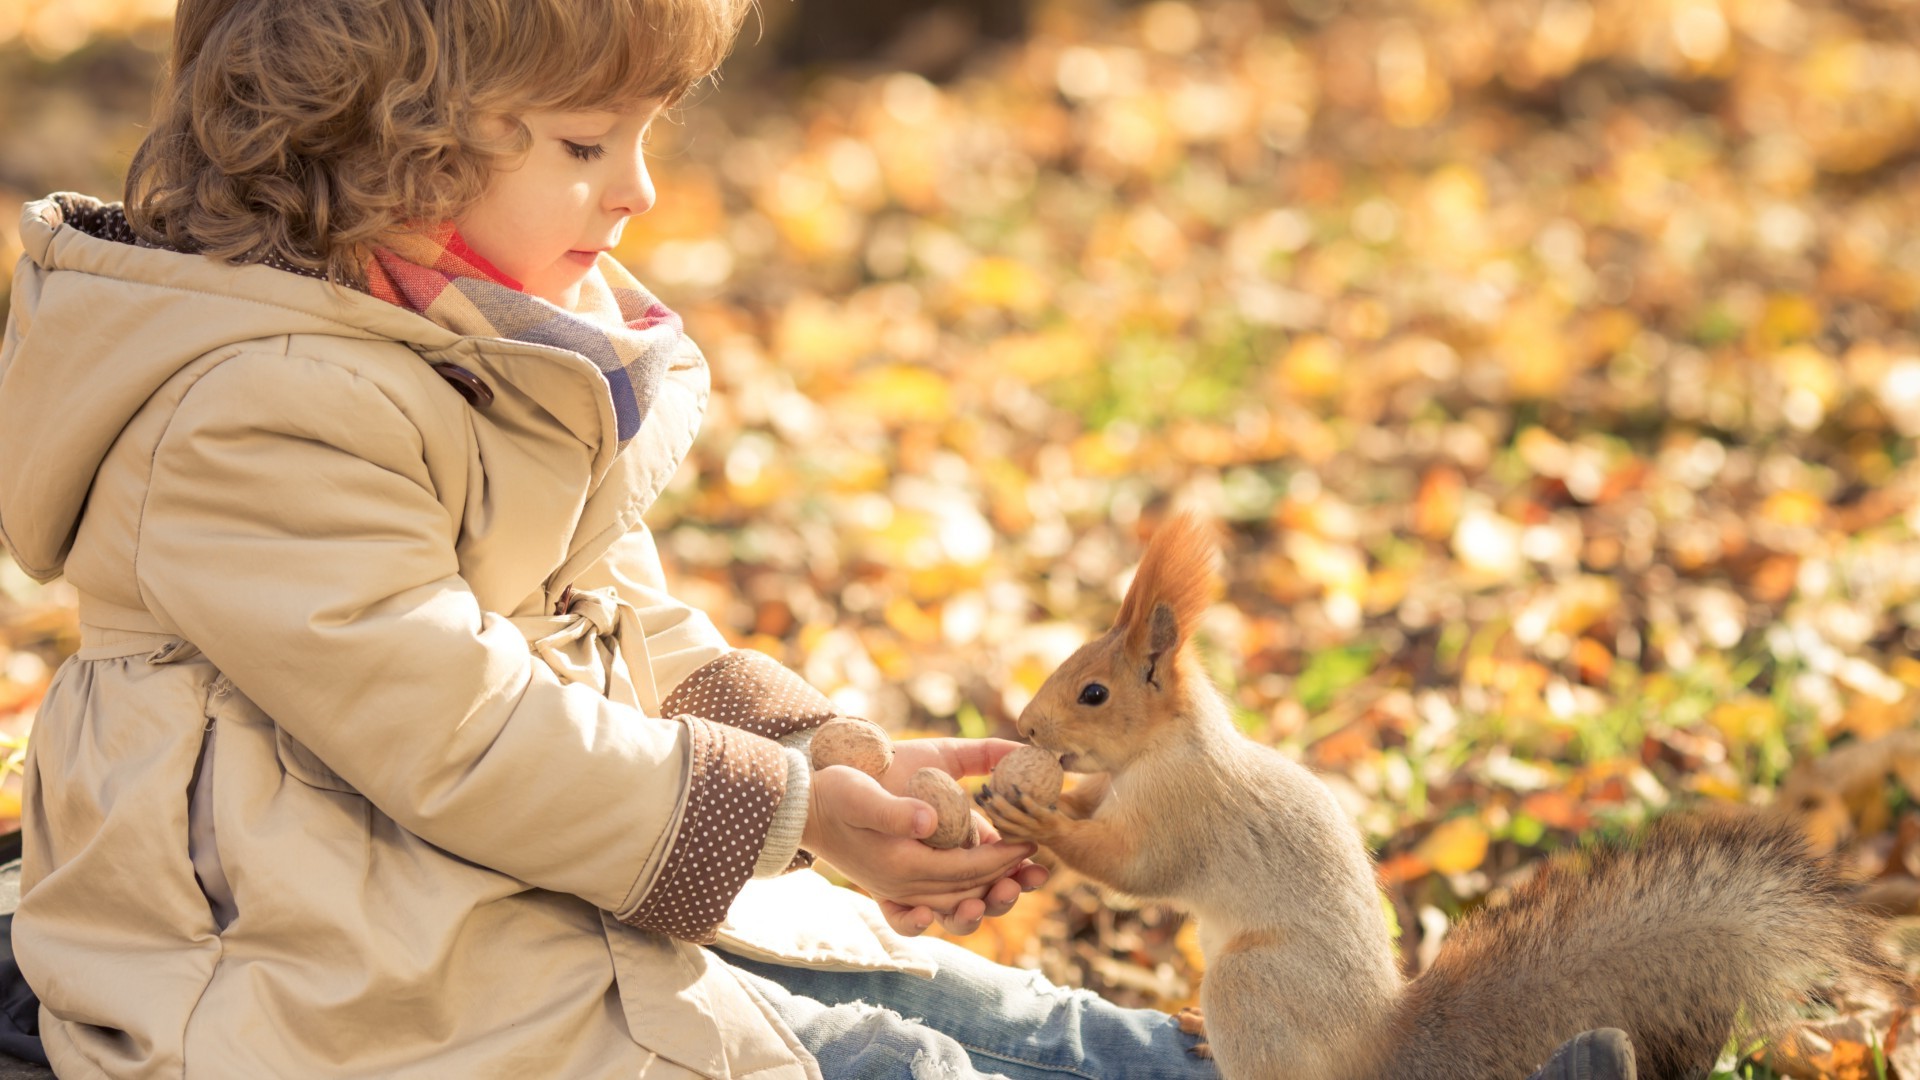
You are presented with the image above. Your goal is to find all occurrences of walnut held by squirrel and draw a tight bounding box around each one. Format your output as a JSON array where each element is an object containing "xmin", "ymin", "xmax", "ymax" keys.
[{"xmin": 978, "ymin": 513, "xmax": 1900, "ymax": 1080}]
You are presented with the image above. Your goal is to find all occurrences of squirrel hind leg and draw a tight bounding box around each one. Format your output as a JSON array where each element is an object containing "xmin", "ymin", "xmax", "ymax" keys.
[
  {"xmin": 1199, "ymin": 945, "xmax": 1392, "ymax": 1080},
  {"xmin": 1175, "ymin": 1009, "xmax": 1214, "ymax": 1060}
]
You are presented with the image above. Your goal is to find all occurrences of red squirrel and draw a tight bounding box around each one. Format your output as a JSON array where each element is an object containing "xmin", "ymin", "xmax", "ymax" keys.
[{"xmin": 979, "ymin": 512, "xmax": 1899, "ymax": 1080}]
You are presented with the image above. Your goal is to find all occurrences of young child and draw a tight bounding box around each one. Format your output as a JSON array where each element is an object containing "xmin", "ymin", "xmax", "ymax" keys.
[
  {"xmin": 0, "ymin": 0, "xmax": 1221, "ymax": 1076},
  {"xmin": 0, "ymin": 3, "xmax": 1646, "ymax": 1077}
]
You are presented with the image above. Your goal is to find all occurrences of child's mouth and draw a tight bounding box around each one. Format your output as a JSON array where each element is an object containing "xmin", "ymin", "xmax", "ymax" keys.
[{"xmin": 564, "ymin": 250, "xmax": 601, "ymax": 268}]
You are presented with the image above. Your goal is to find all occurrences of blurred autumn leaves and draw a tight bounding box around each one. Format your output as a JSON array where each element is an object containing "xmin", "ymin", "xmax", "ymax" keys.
[{"xmin": 5, "ymin": 0, "xmax": 1920, "ymax": 1070}]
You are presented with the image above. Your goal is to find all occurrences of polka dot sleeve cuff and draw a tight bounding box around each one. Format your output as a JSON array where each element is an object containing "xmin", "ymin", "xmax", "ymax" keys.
[
  {"xmin": 617, "ymin": 651, "xmax": 837, "ymax": 942},
  {"xmin": 618, "ymin": 715, "xmax": 788, "ymax": 943},
  {"xmin": 655, "ymin": 649, "xmax": 838, "ymax": 739}
]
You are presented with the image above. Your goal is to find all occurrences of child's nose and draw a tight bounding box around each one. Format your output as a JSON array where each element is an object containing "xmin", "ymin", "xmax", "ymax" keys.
[{"xmin": 607, "ymin": 153, "xmax": 656, "ymax": 217}]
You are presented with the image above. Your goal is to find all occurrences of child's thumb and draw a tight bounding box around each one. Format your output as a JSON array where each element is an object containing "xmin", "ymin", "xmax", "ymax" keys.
[{"xmin": 867, "ymin": 794, "xmax": 937, "ymax": 840}]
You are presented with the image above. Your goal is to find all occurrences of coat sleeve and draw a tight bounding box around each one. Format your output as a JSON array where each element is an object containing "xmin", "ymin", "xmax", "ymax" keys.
[
  {"xmin": 567, "ymin": 524, "xmax": 840, "ymax": 880},
  {"xmin": 135, "ymin": 352, "xmax": 791, "ymax": 933}
]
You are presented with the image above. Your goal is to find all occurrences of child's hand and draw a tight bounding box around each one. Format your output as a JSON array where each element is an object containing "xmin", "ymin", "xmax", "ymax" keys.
[
  {"xmin": 876, "ymin": 863, "xmax": 1050, "ymax": 938},
  {"xmin": 874, "ymin": 737, "xmax": 1052, "ymax": 937},
  {"xmin": 803, "ymin": 759, "xmax": 1040, "ymax": 933}
]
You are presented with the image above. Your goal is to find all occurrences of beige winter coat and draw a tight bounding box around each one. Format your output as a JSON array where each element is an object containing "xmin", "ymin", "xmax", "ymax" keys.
[{"xmin": 0, "ymin": 195, "xmax": 935, "ymax": 1079}]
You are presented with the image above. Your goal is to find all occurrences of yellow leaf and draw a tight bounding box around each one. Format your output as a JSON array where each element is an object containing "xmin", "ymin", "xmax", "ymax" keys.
[
  {"xmin": 822, "ymin": 449, "xmax": 890, "ymax": 494},
  {"xmin": 1709, "ymin": 697, "xmax": 1780, "ymax": 746},
  {"xmin": 986, "ymin": 331, "xmax": 1097, "ymax": 385},
  {"xmin": 1275, "ymin": 335, "xmax": 1345, "ymax": 398},
  {"xmin": 1554, "ymin": 576, "xmax": 1621, "ymax": 637},
  {"xmin": 1684, "ymin": 771, "xmax": 1747, "ymax": 803},
  {"xmin": 843, "ymin": 366, "xmax": 954, "ymax": 425},
  {"xmin": 1364, "ymin": 567, "xmax": 1410, "ymax": 615},
  {"xmin": 956, "ymin": 257, "xmax": 1049, "ymax": 314},
  {"xmin": 1773, "ymin": 344, "xmax": 1840, "ymax": 407},
  {"xmin": 1283, "ymin": 533, "xmax": 1368, "ymax": 596},
  {"xmin": 1174, "ymin": 919, "xmax": 1207, "ymax": 976},
  {"xmin": 776, "ymin": 296, "xmax": 873, "ymax": 376},
  {"xmin": 1414, "ymin": 817, "xmax": 1489, "ymax": 875},
  {"xmin": 883, "ymin": 597, "xmax": 942, "ymax": 645},
  {"xmin": 1755, "ymin": 293, "xmax": 1822, "ymax": 351},
  {"xmin": 1424, "ymin": 165, "xmax": 1486, "ymax": 224},
  {"xmin": 1760, "ymin": 489, "xmax": 1825, "ymax": 528},
  {"xmin": 1069, "ymin": 430, "xmax": 1138, "ymax": 477},
  {"xmin": 1011, "ymin": 656, "xmax": 1054, "ymax": 698},
  {"xmin": 1495, "ymin": 298, "xmax": 1576, "ymax": 398}
]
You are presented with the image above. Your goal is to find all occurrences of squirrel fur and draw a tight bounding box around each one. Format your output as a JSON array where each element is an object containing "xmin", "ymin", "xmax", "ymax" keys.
[{"xmin": 979, "ymin": 512, "xmax": 1900, "ymax": 1080}]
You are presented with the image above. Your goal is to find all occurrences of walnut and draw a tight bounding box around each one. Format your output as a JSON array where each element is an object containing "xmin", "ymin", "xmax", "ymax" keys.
[
  {"xmin": 991, "ymin": 745, "xmax": 1064, "ymax": 808},
  {"xmin": 809, "ymin": 717, "xmax": 893, "ymax": 779},
  {"xmin": 907, "ymin": 768, "xmax": 979, "ymax": 849}
]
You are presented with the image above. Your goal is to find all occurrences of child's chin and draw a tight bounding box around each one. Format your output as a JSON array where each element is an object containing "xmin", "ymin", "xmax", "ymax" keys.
[{"xmin": 526, "ymin": 269, "xmax": 593, "ymax": 308}]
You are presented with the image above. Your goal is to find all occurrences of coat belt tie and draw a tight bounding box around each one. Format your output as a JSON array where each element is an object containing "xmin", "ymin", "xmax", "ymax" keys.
[{"xmin": 507, "ymin": 586, "xmax": 660, "ymax": 714}]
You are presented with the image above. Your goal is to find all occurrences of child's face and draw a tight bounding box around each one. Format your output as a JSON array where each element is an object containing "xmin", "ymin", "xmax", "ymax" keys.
[{"xmin": 457, "ymin": 99, "xmax": 665, "ymax": 309}]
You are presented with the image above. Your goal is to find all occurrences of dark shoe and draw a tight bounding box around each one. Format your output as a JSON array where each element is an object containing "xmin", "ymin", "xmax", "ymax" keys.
[{"xmin": 1526, "ymin": 1028, "xmax": 1637, "ymax": 1080}]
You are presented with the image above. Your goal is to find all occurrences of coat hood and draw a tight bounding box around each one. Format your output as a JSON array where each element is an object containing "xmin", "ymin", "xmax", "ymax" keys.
[{"xmin": 0, "ymin": 194, "xmax": 691, "ymax": 584}]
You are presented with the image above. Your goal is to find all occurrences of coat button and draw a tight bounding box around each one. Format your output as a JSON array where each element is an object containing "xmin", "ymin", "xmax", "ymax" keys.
[{"xmin": 431, "ymin": 363, "xmax": 495, "ymax": 408}]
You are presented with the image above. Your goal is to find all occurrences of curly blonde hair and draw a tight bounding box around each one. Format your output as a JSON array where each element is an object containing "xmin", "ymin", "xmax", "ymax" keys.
[{"xmin": 126, "ymin": 0, "xmax": 752, "ymax": 287}]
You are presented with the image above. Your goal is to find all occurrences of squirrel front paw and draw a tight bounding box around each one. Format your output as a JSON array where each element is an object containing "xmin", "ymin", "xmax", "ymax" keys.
[{"xmin": 975, "ymin": 783, "xmax": 1067, "ymax": 845}]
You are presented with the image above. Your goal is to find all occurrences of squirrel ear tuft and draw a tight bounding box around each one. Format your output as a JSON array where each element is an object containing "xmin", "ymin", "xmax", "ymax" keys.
[{"xmin": 1116, "ymin": 512, "xmax": 1219, "ymax": 657}]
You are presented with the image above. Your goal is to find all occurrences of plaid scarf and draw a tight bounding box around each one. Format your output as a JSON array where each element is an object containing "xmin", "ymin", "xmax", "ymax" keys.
[{"xmin": 366, "ymin": 224, "xmax": 677, "ymax": 446}]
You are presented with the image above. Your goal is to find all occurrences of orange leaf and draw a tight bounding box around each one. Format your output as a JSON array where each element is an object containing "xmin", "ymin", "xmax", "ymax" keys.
[
  {"xmin": 927, "ymin": 889, "xmax": 1057, "ymax": 967},
  {"xmin": 1308, "ymin": 724, "xmax": 1378, "ymax": 769},
  {"xmin": 1519, "ymin": 790, "xmax": 1591, "ymax": 832},
  {"xmin": 1412, "ymin": 465, "xmax": 1464, "ymax": 541},
  {"xmin": 1415, "ymin": 817, "xmax": 1489, "ymax": 875},
  {"xmin": 1376, "ymin": 851, "xmax": 1431, "ymax": 886},
  {"xmin": 1572, "ymin": 637, "xmax": 1613, "ymax": 685}
]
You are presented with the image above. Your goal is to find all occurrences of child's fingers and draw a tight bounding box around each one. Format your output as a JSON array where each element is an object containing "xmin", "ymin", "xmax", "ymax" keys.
[
  {"xmin": 979, "ymin": 876, "xmax": 1023, "ymax": 919},
  {"xmin": 886, "ymin": 885, "xmax": 997, "ymax": 914},
  {"xmin": 879, "ymin": 899, "xmax": 935, "ymax": 937},
  {"xmin": 920, "ymin": 737, "xmax": 1029, "ymax": 779},
  {"xmin": 899, "ymin": 837, "xmax": 1036, "ymax": 887},
  {"xmin": 937, "ymin": 897, "xmax": 987, "ymax": 936}
]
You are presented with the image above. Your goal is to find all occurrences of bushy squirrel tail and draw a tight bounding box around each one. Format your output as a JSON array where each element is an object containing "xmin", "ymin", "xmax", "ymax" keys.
[{"xmin": 1376, "ymin": 810, "xmax": 1902, "ymax": 1080}]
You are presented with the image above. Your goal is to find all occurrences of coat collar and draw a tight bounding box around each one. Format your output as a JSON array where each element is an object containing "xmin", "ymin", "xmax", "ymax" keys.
[{"xmin": 1, "ymin": 194, "xmax": 706, "ymax": 580}]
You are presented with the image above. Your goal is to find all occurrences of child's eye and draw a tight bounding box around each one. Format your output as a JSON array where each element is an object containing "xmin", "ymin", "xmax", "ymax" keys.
[{"xmin": 563, "ymin": 141, "xmax": 607, "ymax": 162}]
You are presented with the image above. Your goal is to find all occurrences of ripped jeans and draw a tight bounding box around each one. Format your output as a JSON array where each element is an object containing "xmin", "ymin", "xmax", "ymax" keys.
[{"xmin": 723, "ymin": 938, "xmax": 1217, "ymax": 1080}]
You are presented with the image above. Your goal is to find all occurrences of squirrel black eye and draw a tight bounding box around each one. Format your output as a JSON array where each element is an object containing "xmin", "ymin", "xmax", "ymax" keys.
[{"xmin": 1078, "ymin": 683, "xmax": 1109, "ymax": 706}]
